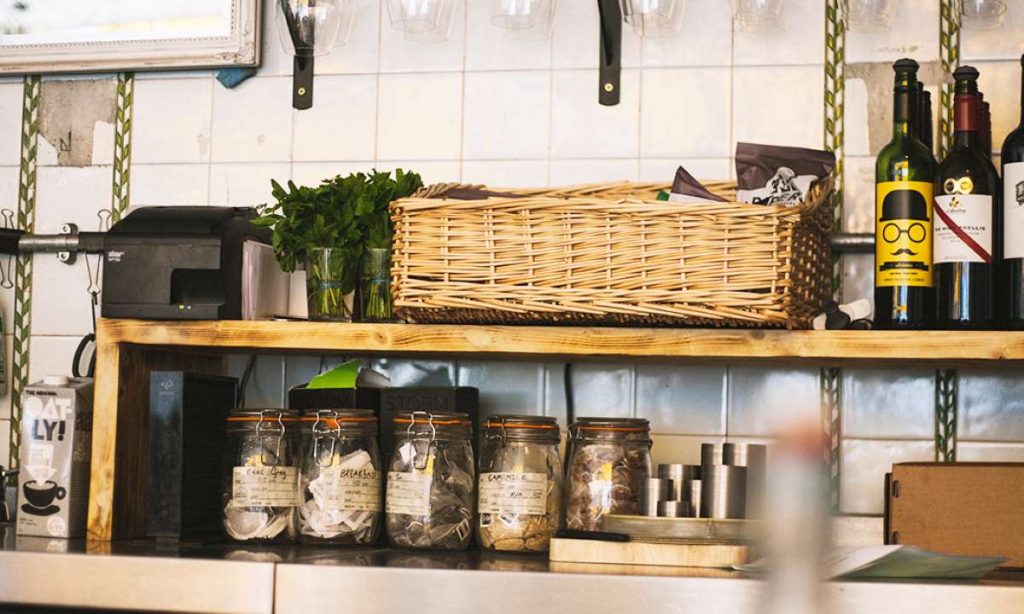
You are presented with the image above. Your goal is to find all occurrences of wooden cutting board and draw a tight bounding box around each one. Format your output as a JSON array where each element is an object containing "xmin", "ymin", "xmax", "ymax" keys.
[{"xmin": 549, "ymin": 538, "xmax": 750, "ymax": 569}]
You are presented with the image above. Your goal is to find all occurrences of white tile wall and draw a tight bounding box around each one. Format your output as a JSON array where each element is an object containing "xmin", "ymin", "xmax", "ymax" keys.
[
  {"xmin": 210, "ymin": 77, "xmax": 294, "ymax": 163},
  {"xmin": 845, "ymin": 0, "xmax": 939, "ymax": 64},
  {"xmin": 640, "ymin": 67, "xmax": 732, "ymax": 159},
  {"xmin": 2, "ymin": 2, "xmax": 1024, "ymax": 517},
  {"xmin": 551, "ymin": 69, "xmax": 640, "ymax": 159},
  {"xmin": 840, "ymin": 439, "xmax": 934, "ymax": 515},
  {"xmin": 132, "ymin": 77, "xmax": 214, "ymax": 164},
  {"xmin": 464, "ymin": 1, "xmax": 552, "ymax": 71},
  {"xmin": 0, "ymin": 82, "xmax": 22, "ymax": 167},
  {"xmin": 130, "ymin": 164, "xmax": 210, "ymax": 207},
  {"xmin": 640, "ymin": 0, "xmax": 732, "ymax": 68},
  {"xmin": 377, "ymin": 72, "xmax": 463, "ymax": 160},
  {"xmin": 292, "ymin": 75, "xmax": 378, "ymax": 162},
  {"xmin": 208, "ymin": 163, "xmax": 292, "ymax": 207},
  {"xmin": 731, "ymin": 0, "xmax": 824, "ymax": 67},
  {"xmin": 462, "ymin": 71, "xmax": 550, "ymax": 160}
]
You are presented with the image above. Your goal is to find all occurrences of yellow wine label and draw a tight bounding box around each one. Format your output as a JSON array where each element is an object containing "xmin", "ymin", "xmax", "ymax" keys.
[{"xmin": 876, "ymin": 181, "xmax": 933, "ymax": 288}]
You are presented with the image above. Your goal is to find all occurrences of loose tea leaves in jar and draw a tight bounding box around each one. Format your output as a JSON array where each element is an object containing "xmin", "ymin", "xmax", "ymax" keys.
[
  {"xmin": 477, "ymin": 415, "xmax": 563, "ymax": 553},
  {"xmin": 298, "ymin": 409, "xmax": 382, "ymax": 545},
  {"xmin": 222, "ymin": 409, "xmax": 300, "ymax": 543},
  {"xmin": 564, "ymin": 418, "xmax": 652, "ymax": 532},
  {"xmin": 385, "ymin": 412, "xmax": 475, "ymax": 550}
]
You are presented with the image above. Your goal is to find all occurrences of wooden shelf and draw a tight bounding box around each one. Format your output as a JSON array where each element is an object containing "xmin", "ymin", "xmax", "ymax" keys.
[
  {"xmin": 99, "ymin": 318, "xmax": 1024, "ymax": 364},
  {"xmin": 89, "ymin": 318, "xmax": 1024, "ymax": 543}
]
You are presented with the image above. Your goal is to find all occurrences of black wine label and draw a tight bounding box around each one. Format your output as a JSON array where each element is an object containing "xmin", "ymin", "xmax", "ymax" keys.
[{"xmin": 876, "ymin": 181, "xmax": 933, "ymax": 287}]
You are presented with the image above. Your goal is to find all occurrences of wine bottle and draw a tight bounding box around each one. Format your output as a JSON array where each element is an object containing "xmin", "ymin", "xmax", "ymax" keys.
[
  {"xmin": 934, "ymin": 66, "xmax": 1000, "ymax": 328},
  {"xmin": 875, "ymin": 59, "xmax": 937, "ymax": 329},
  {"xmin": 1001, "ymin": 54, "xmax": 1024, "ymax": 327},
  {"xmin": 919, "ymin": 86, "xmax": 934, "ymax": 155}
]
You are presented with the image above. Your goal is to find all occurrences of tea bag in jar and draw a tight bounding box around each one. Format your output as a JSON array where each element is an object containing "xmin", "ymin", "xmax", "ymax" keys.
[
  {"xmin": 298, "ymin": 409, "xmax": 382, "ymax": 545},
  {"xmin": 385, "ymin": 412, "xmax": 475, "ymax": 550},
  {"xmin": 222, "ymin": 409, "xmax": 299, "ymax": 543}
]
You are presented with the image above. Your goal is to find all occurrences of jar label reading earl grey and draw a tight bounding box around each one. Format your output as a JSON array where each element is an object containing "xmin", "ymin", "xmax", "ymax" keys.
[
  {"xmin": 317, "ymin": 468, "xmax": 381, "ymax": 511},
  {"xmin": 385, "ymin": 472, "xmax": 432, "ymax": 516},
  {"xmin": 232, "ymin": 466, "xmax": 298, "ymax": 507},
  {"xmin": 478, "ymin": 473, "xmax": 547, "ymax": 515}
]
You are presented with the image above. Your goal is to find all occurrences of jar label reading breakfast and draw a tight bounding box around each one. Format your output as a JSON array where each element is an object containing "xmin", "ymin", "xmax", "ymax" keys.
[
  {"xmin": 1005, "ymin": 162, "xmax": 1024, "ymax": 260},
  {"xmin": 385, "ymin": 472, "xmax": 432, "ymax": 516},
  {"xmin": 232, "ymin": 466, "xmax": 298, "ymax": 507},
  {"xmin": 317, "ymin": 468, "xmax": 381, "ymax": 511},
  {"xmin": 478, "ymin": 473, "xmax": 547, "ymax": 515},
  {"xmin": 876, "ymin": 181, "xmax": 933, "ymax": 287}
]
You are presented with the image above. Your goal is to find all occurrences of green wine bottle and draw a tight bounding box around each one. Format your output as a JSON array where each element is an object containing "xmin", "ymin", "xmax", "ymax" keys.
[{"xmin": 875, "ymin": 58, "xmax": 938, "ymax": 329}]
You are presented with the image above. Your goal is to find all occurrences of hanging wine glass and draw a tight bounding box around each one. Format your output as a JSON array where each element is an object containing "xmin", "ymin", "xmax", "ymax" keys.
[
  {"xmin": 730, "ymin": 0, "xmax": 785, "ymax": 33},
  {"xmin": 843, "ymin": 0, "xmax": 896, "ymax": 32},
  {"xmin": 961, "ymin": 0, "xmax": 1006, "ymax": 31},
  {"xmin": 619, "ymin": 0, "xmax": 685, "ymax": 37}
]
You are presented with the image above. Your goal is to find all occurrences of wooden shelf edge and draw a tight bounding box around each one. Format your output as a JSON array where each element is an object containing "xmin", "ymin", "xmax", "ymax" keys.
[{"xmin": 95, "ymin": 319, "xmax": 1024, "ymax": 363}]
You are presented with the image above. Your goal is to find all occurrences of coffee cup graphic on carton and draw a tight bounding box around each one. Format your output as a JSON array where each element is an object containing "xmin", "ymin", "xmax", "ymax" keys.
[{"xmin": 21, "ymin": 480, "xmax": 67, "ymax": 513}]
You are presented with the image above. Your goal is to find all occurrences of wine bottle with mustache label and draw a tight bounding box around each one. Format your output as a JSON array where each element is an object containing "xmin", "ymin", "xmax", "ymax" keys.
[{"xmin": 875, "ymin": 59, "xmax": 937, "ymax": 329}]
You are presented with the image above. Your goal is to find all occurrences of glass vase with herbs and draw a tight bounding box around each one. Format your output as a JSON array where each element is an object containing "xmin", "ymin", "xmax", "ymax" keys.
[{"xmin": 255, "ymin": 169, "xmax": 422, "ymax": 322}]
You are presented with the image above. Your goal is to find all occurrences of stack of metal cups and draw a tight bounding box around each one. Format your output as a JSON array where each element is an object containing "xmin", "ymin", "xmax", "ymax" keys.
[
  {"xmin": 642, "ymin": 464, "xmax": 702, "ymax": 517},
  {"xmin": 698, "ymin": 442, "xmax": 767, "ymax": 519}
]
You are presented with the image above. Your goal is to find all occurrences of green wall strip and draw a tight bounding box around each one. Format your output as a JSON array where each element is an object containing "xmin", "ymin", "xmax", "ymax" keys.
[
  {"xmin": 820, "ymin": 0, "xmax": 846, "ymax": 512},
  {"xmin": 820, "ymin": 366, "xmax": 843, "ymax": 512},
  {"xmin": 934, "ymin": 369, "xmax": 958, "ymax": 462},
  {"xmin": 9, "ymin": 75, "xmax": 40, "ymax": 468},
  {"xmin": 934, "ymin": 0, "xmax": 961, "ymax": 464},
  {"xmin": 110, "ymin": 72, "xmax": 135, "ymax": 223},
  {"xmin": 938, "ymin": 0, "xmax": 961, "ymax": 159}
]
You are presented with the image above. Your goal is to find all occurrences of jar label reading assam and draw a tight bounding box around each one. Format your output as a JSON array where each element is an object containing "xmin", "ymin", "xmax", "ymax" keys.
[
  {"xmin": 385, "ymin": 471, "xmax": 432, "ymax": 516},
  {"xmin": 316, "ymin": 468, "xmax": 381, "ymax": 512},
  {"xmin": 876, "ymin": 181, "xmax": 933, "ymax": 287},
  {"xmin": 934, "ymin": 193, "xmax": 993, "ymax": 264},
  {"xmin": 478, "ymin": 473, "xmax": 547, "ymax": 515},
  {"xmin": 232, "ymin": 466, "xmax": 298, "ymax": 507},
  {"xmin": 1005, "ymin": 162, "xmax": 1024, "ymax": 260}
]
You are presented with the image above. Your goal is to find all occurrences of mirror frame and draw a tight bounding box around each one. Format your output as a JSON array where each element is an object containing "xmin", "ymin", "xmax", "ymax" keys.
[{"xmin": 0, "ymin": 0, "xmax": 261, "ymax": 75}]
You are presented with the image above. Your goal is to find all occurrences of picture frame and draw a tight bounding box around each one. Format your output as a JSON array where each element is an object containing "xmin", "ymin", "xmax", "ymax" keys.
[{"xmin": 0, "ymin": 0, "xmax": 261, "ymax": 75}]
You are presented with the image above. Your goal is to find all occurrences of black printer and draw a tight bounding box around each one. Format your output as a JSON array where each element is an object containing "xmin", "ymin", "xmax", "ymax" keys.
[{"xmin": 101, "ymin": 207, "xmax": 271, "ymax": 320}]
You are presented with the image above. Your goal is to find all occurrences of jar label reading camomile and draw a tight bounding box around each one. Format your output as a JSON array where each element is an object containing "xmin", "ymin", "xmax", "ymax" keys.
[
  {"xmin": 233, "ymin": 466, "xmax": 298, "ymax": 507},
  {"xmin": 478, "ymin": 473, "xmax": 547, "ymax": 515},
  {"xmin": 317, "ymin": 468, "xmax": 381, "ymax": 511},
  {"xmin": 386, "ymin": 472, "xmax": 432, "ymax": 516}
]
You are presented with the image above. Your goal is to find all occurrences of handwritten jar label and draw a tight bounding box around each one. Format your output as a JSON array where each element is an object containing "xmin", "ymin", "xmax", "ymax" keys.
[
  {"xmin": 385, "ymin": 472, "xmax": 432, "ymax": 516},
  {"xmin": 232, "ymin": 466, "xmax": 298, "ymax": 507},
  {"xmin": 317, "ymin": 468, "xmax": 381, "ymax": 512},
  {"xmin": 478, "ymin": 472, "xmax": 547, "ymax": 515}
]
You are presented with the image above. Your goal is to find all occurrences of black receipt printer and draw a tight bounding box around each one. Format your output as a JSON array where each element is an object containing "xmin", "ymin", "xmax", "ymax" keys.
[{"xmin": 101, "ymin": 206, "xmax": 272, "ymax": 320}]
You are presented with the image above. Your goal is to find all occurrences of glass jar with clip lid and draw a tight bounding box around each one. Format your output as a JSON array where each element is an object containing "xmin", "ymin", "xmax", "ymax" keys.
[
  {"xmin": 221, "ymin": 409, "xmax": 300, "ymax": 544},
  {"xmin": 564, "ymin": 417, "xmax": 652, "ymax": 531},
  {"xmin": 385, "ymin": 411, "xmax": 475, "ymax": 550},
  {"xmin": 477, "ymin": 415, "xmax": 563, "ymax": 553},
  {"xmin": 297, "ymin": 409, "xmax": 383, "ymax": 545}
]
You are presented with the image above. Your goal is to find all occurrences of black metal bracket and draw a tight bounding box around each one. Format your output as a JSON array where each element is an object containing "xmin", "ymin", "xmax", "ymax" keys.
[
  {"xmin": 596, "ymin": 0, "xmax": 622, "ymax": 106},
  {"xmin": 292, "ymin": 54, "xmax": 315, "ymax": 110},
  {"xmin": 281, "ymin": 0, "xmax": 316, "ymax": 110}
]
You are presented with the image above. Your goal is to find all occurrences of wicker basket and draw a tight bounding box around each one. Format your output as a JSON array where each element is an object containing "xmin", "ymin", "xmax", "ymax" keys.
[{"xmin": 390, "ymin": 179, "xmax": 834, "ymax": 328}]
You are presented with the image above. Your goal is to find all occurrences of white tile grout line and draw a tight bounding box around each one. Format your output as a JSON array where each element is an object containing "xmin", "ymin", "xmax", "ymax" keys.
[
  {"xmin": 205, "ymin": 72, "xmax": 216, "ymax": 206},
  {"xmin": 457, "ymin": 0, "xmax": 468, "ymax": 182},
  {"xmin": 373, "ymin": 0, "xmax": 383, "ymax": 165}
]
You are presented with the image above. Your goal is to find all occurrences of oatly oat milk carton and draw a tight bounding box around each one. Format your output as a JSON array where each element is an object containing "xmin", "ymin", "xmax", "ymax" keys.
[{"xmin": 17, "ymin": 376, "xmax": 94, "ymax": 538}]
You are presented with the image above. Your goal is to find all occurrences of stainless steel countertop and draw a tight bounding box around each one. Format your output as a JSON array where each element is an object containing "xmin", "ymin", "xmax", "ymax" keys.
[{"xmin": 2, "ymin": 527, "xmax": 1023, "ymax": 614}]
